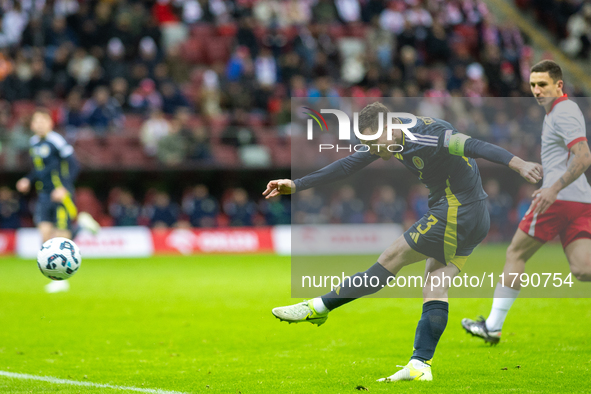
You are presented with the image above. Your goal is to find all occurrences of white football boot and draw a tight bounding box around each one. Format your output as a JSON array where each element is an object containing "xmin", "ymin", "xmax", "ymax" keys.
[
  {"xmin": 272, "ymin": 300, "xmax": 328, "ymax": 326},
  {"xmin": 45, "ymin": 280, "xmax": 70, "ymax": 293},
  {"xmin": 77, "ymin": 212, "xmax": 101, "ymax": 235},
  {"xmin": 377, "ymin": 359, "xmax": 433, "ymax": 382}
]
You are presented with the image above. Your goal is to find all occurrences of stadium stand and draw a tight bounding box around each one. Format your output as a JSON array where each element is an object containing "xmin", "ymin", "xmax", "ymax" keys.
[
  {"xmin": 0, "ymin": 0, "xmax": 558, "ymax": 170},
  {"xmin": 0, "ymin": 0, "xmax": 589, "ymax": 239}
]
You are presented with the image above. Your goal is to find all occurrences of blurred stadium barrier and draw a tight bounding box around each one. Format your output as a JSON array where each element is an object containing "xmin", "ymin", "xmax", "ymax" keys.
[{"xmin": 11, "ymin": 224, "xmax": 405, "ymax": 258}]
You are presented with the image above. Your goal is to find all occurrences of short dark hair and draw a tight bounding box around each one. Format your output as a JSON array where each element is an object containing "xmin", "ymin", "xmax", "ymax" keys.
[
  {"xmin": 530, "ymin": 60, "xmax": 562, "ymax": 82},
  {"xmin": 32, "ymin": 107, "xmax": 52, "ymax": 118},
  {"xmin": 358, "ymin": 102, "xmax": 389, "ymax": 135}
]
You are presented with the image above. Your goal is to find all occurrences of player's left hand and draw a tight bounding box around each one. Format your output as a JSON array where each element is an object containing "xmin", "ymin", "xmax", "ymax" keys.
[
  {"xmin": 51, "ymin": 186, "xmax": 69, "ymax": 203},
  {"xmin": 531, "ymin": 188, "xmax": 557, "ymax": 215}
]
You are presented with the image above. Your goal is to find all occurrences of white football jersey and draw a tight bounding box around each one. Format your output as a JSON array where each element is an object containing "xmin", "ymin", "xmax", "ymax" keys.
[{"xmin": 541, "ymin": 95, "xmax": 591, "ymax": 203}]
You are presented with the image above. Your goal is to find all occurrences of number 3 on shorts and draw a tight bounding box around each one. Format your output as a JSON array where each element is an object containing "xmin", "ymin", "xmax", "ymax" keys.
[{"xmin": 417, "ymin": 215, "xmax": 439, "ymax": 234}]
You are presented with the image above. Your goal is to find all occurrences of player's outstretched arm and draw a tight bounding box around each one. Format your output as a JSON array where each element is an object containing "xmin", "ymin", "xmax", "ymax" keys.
[
  {"xmin": 446, "ymin": 133, "xmax": 543, "ymax": 184},
  {"xmin": 532, "ymin": 140, "xmax": 591, "ymax": 214},
  {"xmin": 263, "ymin": 152, "xmax": 379, "ymax": 199}
]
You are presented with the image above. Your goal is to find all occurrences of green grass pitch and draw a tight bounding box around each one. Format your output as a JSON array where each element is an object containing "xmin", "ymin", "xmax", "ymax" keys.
[{"xmin": 1, "ymin": 244, "xmax": 590, "ymax": 393}]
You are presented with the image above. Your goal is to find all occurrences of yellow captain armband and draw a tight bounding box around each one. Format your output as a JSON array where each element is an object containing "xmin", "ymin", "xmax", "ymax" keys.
[{"xmin": 443, "ymin": 130, "xmax": 471, "ymax": 156}]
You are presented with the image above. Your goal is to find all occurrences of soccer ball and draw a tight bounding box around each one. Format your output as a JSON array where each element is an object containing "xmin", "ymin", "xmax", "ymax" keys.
[{"xmin": 37, "ymin": 237, "xmax": 82, "ymax": 280}]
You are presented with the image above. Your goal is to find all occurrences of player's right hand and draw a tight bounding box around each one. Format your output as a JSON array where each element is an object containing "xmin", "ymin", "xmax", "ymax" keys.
[
  {"xmin": 513, "ymin": 160, "xmax": 543, "ymax": 184},
  {"xmin": 16, "ymin": 178, "xmax": 30, "ymax": 193},
  {"xmin": 51, "ymin": 186, "xmax": 69, "ymax": 203},
  {"xmin": 263, "ymin": 179, "xmax": 296, "ymax": 199}
]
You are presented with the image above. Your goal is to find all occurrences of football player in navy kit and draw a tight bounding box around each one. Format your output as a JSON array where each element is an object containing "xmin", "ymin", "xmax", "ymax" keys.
[
  {"xmin": 266, "ymin": 102, "xmax": 542, "ymax": 381},
  {"xmin": 16, "ymin": 109, "xmax": 99, "ymax": 292}
]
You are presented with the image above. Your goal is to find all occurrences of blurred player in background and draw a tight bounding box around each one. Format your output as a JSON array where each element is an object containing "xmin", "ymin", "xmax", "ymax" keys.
[
  {"xmin": 463, "ymin": 60, "xmax": 591, "ymax": 345},
  {"xmin": 265, "ymin": 102, "xmax": 542, "ymax": 382},
  {"xmin": 16, "ymin": 109, "xmax": 100, "ymax": 293}
]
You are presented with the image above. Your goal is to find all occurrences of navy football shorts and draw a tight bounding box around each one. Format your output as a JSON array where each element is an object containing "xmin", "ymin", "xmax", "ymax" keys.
[
  {"xmin": 403, "ymin": 198, "xmax": 490, "ymax": 270},
  {"xmin": 34, "ymin": 192, "xmax": 77, "ymax": 231}
]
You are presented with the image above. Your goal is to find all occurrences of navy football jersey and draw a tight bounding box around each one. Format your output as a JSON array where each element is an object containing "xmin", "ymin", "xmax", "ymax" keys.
[
  {"xmin": 295, "ymin": 116, "xmax": 488, "ymax": 207},
  {"xmin": 27, "ymin": 131, "xmax": 75, "ymax": 193},
  {"xmin": 392, "ymin": 116, "xmax": 488, "ymax": 206}
]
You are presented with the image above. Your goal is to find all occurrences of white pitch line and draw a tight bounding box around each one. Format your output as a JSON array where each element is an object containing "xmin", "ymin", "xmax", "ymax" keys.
[{"xmin": 0, "ymin": 370, "xmax": 190, "ymax": 394}]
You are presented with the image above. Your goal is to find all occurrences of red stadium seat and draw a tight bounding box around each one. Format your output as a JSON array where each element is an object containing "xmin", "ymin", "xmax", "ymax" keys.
[
  {"xmin": 75, "ymin": 188, "xmax": 104, "ymax": 220},
  {"xmin": 217, "ymin": 23, "xmax": 238, "ymax": 37},
  {"xmin": 12, "ymin": 100, "xmax": 36, "ymax": 119},
  {"xmin": 281, "ymin": 26, "xmax": 299, "ymax": 41},
  {"xmin": 270, "ymin": 143, "xmax": 291, "ymax": 167},
  {"xmin": 99, "ymin": 216, "xmax": 114, "ymax": 226},
  {"xmin": 328, "ymin": 24, "xmax": 346, "ymax": 39},
  {"xmin": 187, "ymin": 115, "xmax": 203, "ymax": 129},
  {"xmin": 118, "ymin": 149, "xmax": 153, "ymax": 168},
  {"xmin": 207, "ymin": 113, "xmax": 231, "ymax": 134},
  {"xmin": 105, "ymin": 135, "xmax": 134, "ymax": 148},
  {"xmin": 123, "ymin": 115, "xmax": 144, "ymax": 135},
  {"xmin": 250, "ymin": 126, "xmax": 268, "ymax": 140},
  {"xmin": 190, "ymin": 24, "xmax": 215, "ymax": 38},
  {"xmin": 514, "ymin": 0, "xmax": 531, "ymax": 8},
  {"xmin": 348, "ymin": 23, "xmax": 367, "ymax": 38},
  {"xmin": 104, "ymin": 137, "xmax": 131, "ymax": 163},
  {"xmin": 204, "ymin": 37, "xmax": 234, "ymax": 65},
  {"xmin": 180, "ymin": 38, "xmax": 206, "ymax": 64},
  {"xmin": 211, "ymin": 144, "xmax": 239, "ymax": 166},
  {"xmin": 74, "ymin": 138, "xmax": 102, "ymax": 166},
  {"xmin": 453, "ymin": 24, "xmax": 478, "ymax": 52},
  {"xmin": 181, "ymin": 83, "xmax": 199, "ymax": 103},
  {"xmin": 216, "ymin": 213, "xmax": 230, "ymax": 227},
  {"xmin": 247, "ymin": 113, "xmax": 265, "ymax": 127},
  {"xmin": 253, "ymin": 25, "xmax": 267, "ymax": 39},
  {"xmin": 97, "ymin": 148, "xmax": 118, "ymax": 166}
]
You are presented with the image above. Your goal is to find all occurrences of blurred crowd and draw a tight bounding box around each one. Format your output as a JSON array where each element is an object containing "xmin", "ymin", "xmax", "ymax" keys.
[
  {"xmin": 517, "ymin": 0, "xmax": 591, "ymax": 59},
  {"xmin": 0, "ymin": 184, "xmax": 291, "ymax": 229},
  {"xmin": 290, "ymin": 96, "xmax": 591, "ymax": 168},
  {"xmin": 558, "ymin": 2, "xmax": 591, "ymax": 59},
  {"xmin": 292, "ymin": 180, "xmax": 535, "ymax": 241},
  {"xmin": 0, "ymin": 0, "xmax": 586, "ymax": 238},
  {"xmin": 0, "ymin": 178, "xmax": 533, "ymax": 241},
  {"xmin": 0, "ymin": 0, "xmax": 586, "ymax": 170},
  {"xmin": 516, "ymin": 0, "xmax": 591, "ymax": 59}
]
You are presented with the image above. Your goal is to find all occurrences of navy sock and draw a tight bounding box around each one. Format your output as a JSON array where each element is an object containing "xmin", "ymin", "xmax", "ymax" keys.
[
  {"xmin": 411, "ymin": 301, "xmax": 449, "ymax": 363},
  {"xmin": 321, "ymin": 262, "xmax": 394, "ymax": 311}
]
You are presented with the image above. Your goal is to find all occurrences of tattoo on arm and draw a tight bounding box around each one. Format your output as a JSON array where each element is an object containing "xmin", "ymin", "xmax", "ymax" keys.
[{"xmin": 557, "ymin": 141, "xmax": 591, "ymax": 189}]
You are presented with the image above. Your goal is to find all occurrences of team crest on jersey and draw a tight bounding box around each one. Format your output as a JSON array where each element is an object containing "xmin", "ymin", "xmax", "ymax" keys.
[
  {"xmin": 34, "ymin": 144, "xmax": 51, "ymax": 158},
  {"xmin": 412, "ymin": 156, "xmax": 424, "ymax": 169}
]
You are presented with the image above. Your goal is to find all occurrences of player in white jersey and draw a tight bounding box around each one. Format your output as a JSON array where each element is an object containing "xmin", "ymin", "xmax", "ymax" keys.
[{"xmin": 462, "ymin": 60, "xmax": 591, "ymax": 344}]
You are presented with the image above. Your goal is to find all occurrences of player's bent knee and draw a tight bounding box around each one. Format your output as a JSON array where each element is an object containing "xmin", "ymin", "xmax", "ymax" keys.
[{"xmin": 378, "ymin": 237, "xmax": 413, "ymax": 270}]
